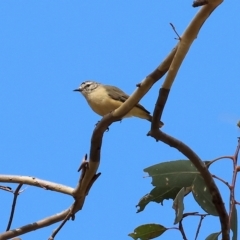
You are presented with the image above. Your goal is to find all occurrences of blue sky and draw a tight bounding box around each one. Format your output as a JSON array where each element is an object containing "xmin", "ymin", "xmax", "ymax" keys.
[{"xmin": 0, "ymin": 1, "xmax": 239, "ymax": 240}]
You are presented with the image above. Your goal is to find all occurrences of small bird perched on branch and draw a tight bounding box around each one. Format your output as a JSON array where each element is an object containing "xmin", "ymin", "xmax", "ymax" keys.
[{"xmin": 74, "ymin": 81, "xmax": 163, "ymax": 128}]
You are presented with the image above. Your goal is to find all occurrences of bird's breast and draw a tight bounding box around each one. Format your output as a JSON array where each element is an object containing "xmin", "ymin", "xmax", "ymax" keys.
[{"xmin": 85, "ymin": 87, "xmax": 121, "ymax": 116}]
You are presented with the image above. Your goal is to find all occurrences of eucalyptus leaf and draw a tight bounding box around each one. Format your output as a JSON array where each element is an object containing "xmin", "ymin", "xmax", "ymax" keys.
[
  {"xmin": 128, "ymin": 224, "xmax": 167, "ymax": 240},
  {"xmin": 137, "ymin": 186, "xmax": 182, "ymax": 213},
  {"xmin": 144, "ymin": 160, "xmax": 200, "ymax": 188},
  {"xmin": 192, "ymin": 175, "xmax": 218, "ymax": 216},
  {"xmin": 205, "ymin": 232, "xmax": 221, "ymax": 240},
  {"xmin": 172, "ymin": 187, "xmax": 186, "ymax": 224}
]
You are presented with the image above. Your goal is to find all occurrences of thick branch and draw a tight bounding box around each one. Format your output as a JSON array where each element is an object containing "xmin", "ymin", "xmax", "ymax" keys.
[
  {"xmin": 149, "ymin": 1, "xmax": 229, "ymax": 239},
  {"xmin": 148, "ymin": 130, "xmax": 229, "ymax": 239}
]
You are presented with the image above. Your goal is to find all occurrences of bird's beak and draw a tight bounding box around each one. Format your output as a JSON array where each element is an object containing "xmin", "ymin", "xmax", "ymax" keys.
[{"xmin": 73, "ymin": 88, "xmax": 81, "ymax": 92}]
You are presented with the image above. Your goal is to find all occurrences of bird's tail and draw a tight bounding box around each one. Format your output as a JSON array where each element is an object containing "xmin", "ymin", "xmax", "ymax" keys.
[{"xmin": 128, "ymin": 106, "xmax": 164, "ymax": 128}]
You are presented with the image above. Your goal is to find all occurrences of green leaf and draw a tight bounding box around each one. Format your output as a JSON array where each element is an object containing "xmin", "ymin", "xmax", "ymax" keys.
[
  {"xmin": 192, "ymin": 175, "xmax": 218, "ymax": 216},
  {"xmin": 230, "ymin": 203, "xmax": 238, "ymax": 240},
  {"xmin": 136, "ymin": 186, "xmax": 182, "ymax": 213},
  {"xmin": 144, "ymin": 160, "xmax": 200, "ymax": 188},
  {"xmin": 142, "ymin": 160, "xmax": 215, "ymax": 215},
  {"xmin": 205, "ymin": 232, "xmax": 221, "ymax": 240},
  {"xmin": 173, "ymin": 187, "xmax": 192, "ymax": 224},
  {"xmin": 128, "ymin": 224, "xmax": 167, "ymax": 240},
  {"xmin": 139, "ymin": 160, "xmax": 201, "ymax": 212}
]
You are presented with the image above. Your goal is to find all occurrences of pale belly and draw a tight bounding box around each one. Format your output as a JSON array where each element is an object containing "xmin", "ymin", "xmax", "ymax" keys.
[
  {"xmin": 86, "ymin": 87, "xmax": 122, "ymax": 116},
  {"xmin": 87, "ymin": 97, "xmax": 118, "ymax": 116}
]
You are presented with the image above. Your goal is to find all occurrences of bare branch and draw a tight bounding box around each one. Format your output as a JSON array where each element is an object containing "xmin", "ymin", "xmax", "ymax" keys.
[
  {"xmin": 235, "ymin": 200, "xmax": 240, "ymax": 205},
  {"xmin": 229, "ymin": 138, "xmax": 240, "ymax": 227},
  {"xmin": 212, "ymin": 175, "xmax": 231, "ymax": 188},
  {"xmin": 194, "ymin": 215, "xmax": 207, "ymax": 240},
  {"xmin": 148, "ymin": 1, "xmax": 229, "ymax": 239},
  {"xmin": 178, "ymin": 220, "xmax": 187, "ymax": 240},
  {"xmin": 163, "ymin": 1, "xmax": 223, "ymax": 91},
  {"xmin": 0, "ymin": 209, "xmax": 69, "ymax": 239},
  {"xmin": 72, "ymin": 155, "xmax": 101, "ymax": 212},
  {"xmin": 48, "ymin": 155, "xmax": 102, "ymax": 239},
  {"xmin": 0, "ymin": 175, "xmax": 73, "ymax": 195},
  {"xmin": 207, "ymin": 156, "xmax": 234, "ymax": 167},
  {"xmin": 0, "ymin": 185, "xmax": 12, "ymax": 193},
  {"xmin": 182, "ymin": 212, "xmax": 209, "ymax": 218},
  {"xmin": 6, "ymin": 184, "xmax": 23, "ymax": 231},
  {"xmin": 48, "ymin": 209, "xmax": 72, "ymax": 240},
  {"xmin": 170, "ymin": 23, "xmax": 181, "ymax": 40}
]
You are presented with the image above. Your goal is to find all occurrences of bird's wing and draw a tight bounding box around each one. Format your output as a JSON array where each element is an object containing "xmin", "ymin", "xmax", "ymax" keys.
[{"xmin": 105, "ymin": 85, "xmax": 150, "ymax": 114}]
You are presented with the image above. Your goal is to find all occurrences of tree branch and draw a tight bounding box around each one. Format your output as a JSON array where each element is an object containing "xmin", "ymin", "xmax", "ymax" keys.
[
  {"xmin": 0, "ymin": 209, "xmax": 69, "ymax": 240},
  {"xmin": 0, "ymin": 175, "xmax": 73, "ymax": 195},
  {"xmin": 148, "ymin": 130, "xmax": 229, "ymax": 239},
  {"xmin": 229, "ymin": 138, "xmax": 240, "ymax": 227},
  {"xmin": 148, "ymin": 1, "xmax": 229, "ymax": 239}
]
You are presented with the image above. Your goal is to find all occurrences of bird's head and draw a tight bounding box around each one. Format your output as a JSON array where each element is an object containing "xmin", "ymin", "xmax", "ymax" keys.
[{"xmin": 73, "ymin": 81, "xmax": 100, "ymax": 96}]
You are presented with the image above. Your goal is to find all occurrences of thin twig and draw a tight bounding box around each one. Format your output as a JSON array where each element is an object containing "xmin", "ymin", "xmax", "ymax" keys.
[
  {"xmin": 0, "ymin": 185, "xmax": 13, "ymax": 193},
  {"xmin": 235, "ymin": 200, "xmax": 240, "ymax": 205},
  {"xmin": 170, "ymin": 23, "xmax": 181, "ymax": 40},
  {"xmin": 207, "ymin": 156, "xmax": 234, "ymax": 167},
  {"xmin": 229, "ymin": 138, "xmax": 240, "ymax": 226},
  {"xmin": 178, "ymin": 219, "xmax": 187, "ymax": 240},
  {"xmin": 49, "ymin": 209, "xmax": 72, "ymax": 240},
  {"xmin": 182, "ymin": 212, "xmax": 209, "ymax": 218},
  {"xmin": 194, "ymin": 215, "xmax": 206, "ymax": 240},
  {"xmin": 6, "ymin": 184, "xmax": 23, "ymax": 231},
  {"xmin": 212, "ymin": 174, "xmax": 231, "ymax": 188},
  {"xmin": 192, "ymin": 0, "xmax": 209, "ymax": 7}
]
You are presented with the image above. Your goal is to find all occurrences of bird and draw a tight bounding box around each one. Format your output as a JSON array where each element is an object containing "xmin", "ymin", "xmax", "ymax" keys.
[{"xmin": 74, "ymin": 81, "xmax": 163, "ymax": 127}]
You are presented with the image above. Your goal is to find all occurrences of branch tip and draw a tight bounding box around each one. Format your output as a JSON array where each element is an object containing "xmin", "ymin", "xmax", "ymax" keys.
[
  {"xmin": 192, "ymin": 0, "xmax": 209, "ymax": 7},
  {"xmin": 170, "ymin": 23, "xmax": 181, "ymax": 40}
]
